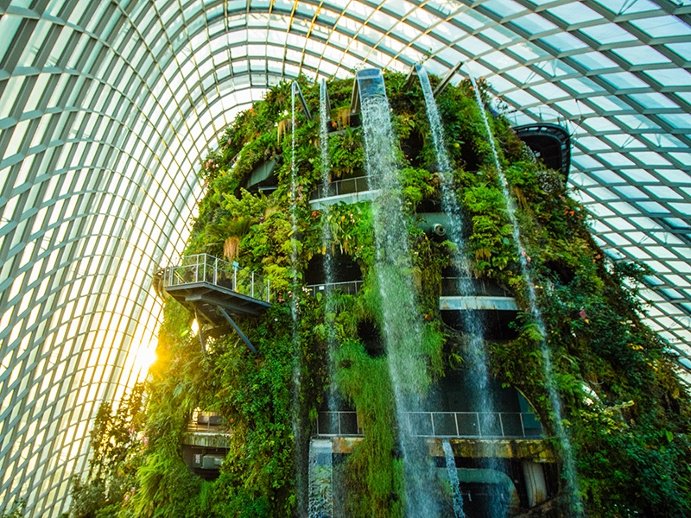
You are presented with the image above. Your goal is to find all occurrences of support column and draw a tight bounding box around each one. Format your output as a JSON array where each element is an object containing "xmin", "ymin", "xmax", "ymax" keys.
[{"xmin": 522, "ymin": 461, "xmax": 547, "ymax": 507}]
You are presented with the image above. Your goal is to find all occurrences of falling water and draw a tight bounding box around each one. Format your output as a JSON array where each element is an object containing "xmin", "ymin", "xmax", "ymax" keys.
[
  {"xmin": 359, "ymin": 73, "xmax": 440, "ymax": 517},
  {"xmin": 417, "ymin": 66, "xmax": 506, "ymax": 516},
  {"xmin": 320, "ymin": 79, "xmax": 333, "ymax": 210},
  {"xmin": 306, "ymin": 78, "xmax": 339, "ymax": 518},
  {"xmin": 308, "ymin": 439, "xmax": 335, "ymax": 518},
  {"xmin": 319, "ymin": 78, "xmax": 338, "ymax": 396},
  {"xmin": 290, "ymin": 82, "xmax": 307, "ymax": 516},
  {"xmin": 442, "ymin": 440, "xmax": 465, "ymax": 518},
  {"xmin": 467, "ymin": 72, "xmax": 583, "ymax": 515}
]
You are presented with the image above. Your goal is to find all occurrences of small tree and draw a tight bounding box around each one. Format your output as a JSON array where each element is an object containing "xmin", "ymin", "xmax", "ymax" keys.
[
  {"xmin": 1, "ymin": 499, "xmax": 25, "ymax": 518},
  {"xmin": 70, "ymin": 384, "xmax": 146, "ymax": 517}
]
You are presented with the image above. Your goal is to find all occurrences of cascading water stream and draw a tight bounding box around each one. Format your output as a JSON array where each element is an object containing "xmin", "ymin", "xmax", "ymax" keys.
[
  {"xmin": 290, "ymin": 82, "xmax": 307, "ymax": 516},
  {"xmin": 308, "ymin": 439, "xmax": 335, "ymax": 518},
  {"xmin": 417, "ymin": 66, "xmax": 506, "ymax": 517},
  {"xmin": 358, "ymin": 72, "xmax": 440, "ymax": 517},
  {"xmin": 318, "ymin": 78, "xmax": 339, "ymax": 411},
  {"xmin": 307, "ymin": 78, "xmax": 339, "ymax": 518},
  {"xmin": 466, "ymin": 71, "xmax": 583, "ymax": 515},
  {"xmin": 442, "ymin": 440, "xmax": 466, "ymax": 518}
]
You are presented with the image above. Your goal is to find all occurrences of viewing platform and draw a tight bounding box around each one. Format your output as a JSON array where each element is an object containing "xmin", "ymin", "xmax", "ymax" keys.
[{"xmin": 161, "ymin": 254, "xmax": 271, "ymax": 352}]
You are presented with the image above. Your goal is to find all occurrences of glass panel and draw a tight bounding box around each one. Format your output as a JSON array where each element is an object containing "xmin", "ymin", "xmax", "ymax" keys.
[
  {"xmin": 631, "ymin": 15, "xmax": 691, "ymax": 39},
  {"xmin": 579, "ymin": 23, "xmax": 637, "ymax": 45},
  {"xmin": 548, "ymin": 3, "xmax": 601, "ymax": 24}
]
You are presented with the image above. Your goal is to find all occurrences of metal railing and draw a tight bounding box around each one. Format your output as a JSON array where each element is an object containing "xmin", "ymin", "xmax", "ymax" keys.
[
  {"xmin": 310, "ymin": 175, "xmax": 374, "ymax": 200},
  {"xmin": 162, "ymin": 253, "xmax": 271, "ymax": 302},
  {"xmin": 316, "ymin": 410, "xmax": 542, "ymax": 439},
  {"xmin": 305, "ymin": 280, "xmax": 363, "ymax": 296},
  {"xmin": 405, "ymin": 411, "xmax": 542, "ymax": 438},
  {"xmin": 316, "ymin": 411, "xmax": 361, "ymax": 436},
  {"xmin": 187, "ymin": 411, "xmax": 229, "ymax": 433},
  {"xmin": 441, "ymin": 276, "xmax": 512, "ymax": 298}
]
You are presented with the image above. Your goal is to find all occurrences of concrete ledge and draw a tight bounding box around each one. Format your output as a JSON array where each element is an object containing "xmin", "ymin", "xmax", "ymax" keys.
[
  {"xmin": 331, "ymin": 436, "xmax": 555, "ymax": 462},
  {"xmin": 429, "ymin": 438, "xmax": 556, "ymax": 462}
]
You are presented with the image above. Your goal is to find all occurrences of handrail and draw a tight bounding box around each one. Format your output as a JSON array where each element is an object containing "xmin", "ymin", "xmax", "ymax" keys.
[
  {"xmin": 310, "ymin": 175, "xmax": 374, "ymax": 200},
  {"xmin": 187, "ymin": 410, "xmax": 230, "ymax": 433},
  {"xmin": 305, "ymin": 280, "xmax": 363, "ymax": 296},
  {"xmin": 441, "ymin": 276, "xmax": 512, "ymax": 298},
  {"xmin": 162, "ymin": 253, "xmax": 271, "ymax": 302},
  {"xmin": 186, "ymin": 422, "xmax": 230, "ymax": 434},
  {"xmin": 316, "ymin": 411, "xmax": 362, "ymax": 436},
  {"xmin": 316, "ymin": 410, "xmax": 542, "ymax": 439}
]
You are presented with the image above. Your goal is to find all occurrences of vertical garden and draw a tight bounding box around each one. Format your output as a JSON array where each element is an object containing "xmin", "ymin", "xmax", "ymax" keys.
[{"xmin": 69, "ymin": 72, "xmax": 689, "ymax": 517}]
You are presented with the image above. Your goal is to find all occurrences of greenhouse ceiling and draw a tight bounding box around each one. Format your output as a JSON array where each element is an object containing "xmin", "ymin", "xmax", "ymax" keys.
[{"xmin": 0, "ymin": 0, "xmax": 689, "ymax": 515}]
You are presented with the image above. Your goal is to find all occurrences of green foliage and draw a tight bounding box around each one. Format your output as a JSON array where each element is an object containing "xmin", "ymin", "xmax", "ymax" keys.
[
  {"xmin": 88, "ymin": 384, "xmax": 146, "ymax": 480},
  {"xmin": 0, "ymin": 500, "xmax": 25, "ymax": 518},
  {"xmin": 328, "ymin": 127, "xmax": 364, "ymax": 178},
  {"xmin": 472, "ymin": 130, "xmax": 690, "ymax": 516},
  {"xmin": 335, "ymin": 339, "xmax": 403, "ymax": 517},
  {"xmin": 462, "ymin": 180, "xmax": 515, "ymax": 278},
  {"xmin": 323, "ymin": 202, "xmax": 374, "ymax": 263},
  {"xmin": 399, "ymin": 166, "xmax": 435, "ymax": 210},
  {"xmin": 69, "ymin": 384, "xmax": 146, "ymax": 518},
  {"xmin": 434, "ymin": 81, "xmax": 491, "ymax": 170},
  {"xmin": 128, "ymin": 449, "xmax": 202, "ymax": 517}
]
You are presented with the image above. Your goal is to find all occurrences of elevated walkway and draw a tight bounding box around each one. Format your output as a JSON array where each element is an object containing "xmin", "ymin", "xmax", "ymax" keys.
[
  {"xmin": 440, "ymin": 296, "xmax": 517, "ymax": 311},
  {"xmin": 162, "ymin": 254, "xmax": 271, "ymax": 352}
]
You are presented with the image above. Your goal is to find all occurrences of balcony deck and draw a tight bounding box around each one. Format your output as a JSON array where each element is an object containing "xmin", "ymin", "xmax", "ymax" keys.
[{"xmin": 161, "ymin": 254, "xmax": 271, "ymax": 352}]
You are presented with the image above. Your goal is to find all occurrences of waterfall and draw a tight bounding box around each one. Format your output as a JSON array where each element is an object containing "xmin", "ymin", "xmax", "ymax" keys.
[
  {"xmin": 358, "ymin": 70, "xmax": 440, "ymax": 517},
  {"xmin": 417, "ymin": 66, "xmax": 506, "ymax": 517},
  {"xmin": 290, "ymin": 82, "xmax": 307, "ymax": 515},
  {"xmin": 320, "ymin": 79, "xmax": 333, "ymax": 208},
  {"xmin": 308, "ymin": 439, "xmax": 335, "ymax": 518},
  {"xmin": 312, "ymin": 79, "xmax": 342, "ymax": 518},
  {"xmin": 466, "ymin": 71, "xmax": 583, "ymax": 515},
  {"xmin": 442, "ymin": 440, "xmax": 465, "ymax": 518},
  {"xmin": 319, "ymin": 78, "xmax": 338, "ymax": 399}
]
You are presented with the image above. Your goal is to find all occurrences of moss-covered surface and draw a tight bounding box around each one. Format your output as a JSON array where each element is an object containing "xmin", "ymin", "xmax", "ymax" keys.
[{"xmin": 70, "ymin": 73, "xmax": 689, "ymax": 517}]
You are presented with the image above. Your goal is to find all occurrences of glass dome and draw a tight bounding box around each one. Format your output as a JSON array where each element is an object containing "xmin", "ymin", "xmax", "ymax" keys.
[{"xmin": 0, "ymin": 0, "xmax": 688, "ymax": 514}]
